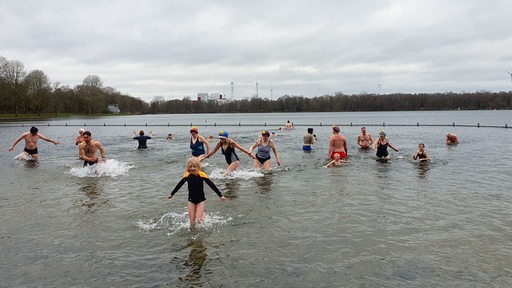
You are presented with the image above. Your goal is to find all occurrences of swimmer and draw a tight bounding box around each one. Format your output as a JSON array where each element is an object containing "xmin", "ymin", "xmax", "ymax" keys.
[
  {"xmin": 132, "ymin": 130, "xmax": 153, "ymax": 149},
  {"xmin": 78, "ymin": 131, "xmax": 106, "ymax": 167},
  {"xmin": 202, "ymin": 130, "xmax": 256, "ymax": 174},
  {"xmin": 372, "ymin": 130, "xmax": 399, "ymax": 160},
  {"xmin": 413, "ymin": 143, "xmax": 431, "ymax": 162},
  {"xmin": 325, "ymin": 153, "xmax": 350, "ymax": 167},
  {"xmin": 75, "ymin": 128, "xmax": 85, "ymax": 145},
  {"xmin": 357, "ymin": 126, "xmax": 373, "ymax": 149},
  {"xmin": 9, "ymin": 126, "xmax": 60, "ymax": 161},
  {"xmin": 303, "ymin": 128, "xmax": 317, "ymax": 151},
  {"xmin": 166, "ymin": 133, "xmax": 173, "ymax": 140},
  {"xmin": 328, "ymin": 126, "xmax": 348, "ymax": 160},
  {"xmin": 285, "ymin": 120, "xmax": 293, "ymax": 130},
  {"xmin": 249, "ymin": 130, "xmax": 281, "ymax": 171},
  {"xmin": 189, "ymin": 126, "xmax": 210, "ymax": 160},
  {"xmin": 446, "ymin": 133, "xmax": 459, "ymax": 145},
  {"xmin": 167, "ymin": 157, "xmax": 225, "ymax": 229}
]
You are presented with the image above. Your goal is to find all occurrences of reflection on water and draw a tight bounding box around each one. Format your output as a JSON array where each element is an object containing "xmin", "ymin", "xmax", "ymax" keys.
[
  {"xmin": 183, "ymin": 237, "xmax": 208, "ymax": 285},
  {"xmin": 78, "ymin": 179, "xmax": 110, "ymax": 210},
  {"xmin": 223, "ymin": 180, "xmax": 240, "ymax": 199},
  {"xmin": 254, "ymin": 174, "xmax": 274, "ymax": 193},
  {"xmin": 415, "ymin": 161, "xmax": 431, "ymax": 179},
  {"xmin": 23, "ymin": 159, "xmax": 39, "ymax": 169}
]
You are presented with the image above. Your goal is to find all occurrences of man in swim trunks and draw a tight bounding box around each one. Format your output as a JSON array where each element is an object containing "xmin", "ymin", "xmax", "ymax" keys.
[
  {"xmin": 303, "ymin": 128, "xmax": 317, "ymax": 151},
  {"xmin": 202, "ymin": 130, "xmax": 256, "ymax": 174},
  {"xmin": 357, "ymin": 126, "xmax": 373, "ymax": 149},
  {"xmin": 78, "ymin": 131, "xmax": 106, "ymax": 167},
  {"xmin": 9, "ymin": 126, "xmax": 60, "ymax": 161},
  {"xmin": 328, "ymin": 126, "xmax": 347, "ymax": 160}
]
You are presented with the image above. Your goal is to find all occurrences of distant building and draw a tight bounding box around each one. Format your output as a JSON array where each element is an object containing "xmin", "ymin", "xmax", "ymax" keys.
[
  {"xmin": 197, "ymin": 93, "xmax": 209, "ymax": 102},
  {"xmin": 107, "ymin": 104, "xmax": 120, "ymax": 114}
]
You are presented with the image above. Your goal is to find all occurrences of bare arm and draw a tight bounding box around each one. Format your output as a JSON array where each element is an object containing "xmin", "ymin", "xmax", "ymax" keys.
[
  {"xmin": 203, "ymin": 140, "xmax": 221, "ymax": 160},
  {"xmin": 132, "ymin": 130, "xmax": 137, "ymax": 138},
  {"xmin": 232, "ymin": 140, "xmax": 256, "ymax": 159},
  {"xmin": 96, "ymin": 142, "xmax": 106, "ymax": 161},
  {"xmin": 249, "ymin": 138, "xmax": 261, "ymax": 154},
  {"xmin": 38, "ymin": 133, "xmax": 60, "ymax": 145},
  {"xmin": 387, "ymin": 142, "xmax": 399, "ymax": 152},
  {"xmin": 9, "ymin": 133, "xmax": 28, "ymax": 151},
  {"xmin": 270, "ymin": 140, "xmax": 281, "ymax": 166},
  {"xmin": 198, "ymin": 135, "xmax": 210, "ymax": 154}
]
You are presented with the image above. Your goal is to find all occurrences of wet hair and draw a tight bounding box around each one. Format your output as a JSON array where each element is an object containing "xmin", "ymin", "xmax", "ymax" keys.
[
  {"xmin": 30, "ymin": 126, "xmax": 38, "ymax": 134},
  {"xmin": 307, "ymin": 128, "xmax": 314, "ymax": 133},
  {"xmin": 419, "ymin": 143, "xmax": 425, "ymax": 147},
  {"xmin": 83, "ymin": 131, "xmax": 92, "ymax": 137},
  {"xmin": 139, "ymin": 130, "xmax": 144, "ymax": 136}
]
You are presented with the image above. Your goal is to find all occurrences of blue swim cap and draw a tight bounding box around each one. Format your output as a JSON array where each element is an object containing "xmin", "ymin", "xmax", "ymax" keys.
[
  {"xmin": 379, "ymin": 130, "xmax": 386, "ymax": 136},
  {"xmin": 218, "ymin": 130, "xmax": 229, "ymax": 139}
]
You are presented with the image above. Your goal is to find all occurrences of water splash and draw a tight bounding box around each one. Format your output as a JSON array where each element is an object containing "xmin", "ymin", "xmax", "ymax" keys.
[
  {"xmin": 208, "ymin": 168, "xmax": 264, "ymax": 180},
  {"xmin": 69, "ymin": 159, "xmax": 133, "ymax": 177},
  {"xmin": 136, "ymin": 209, "xmax": 231, "ymax": 235}
]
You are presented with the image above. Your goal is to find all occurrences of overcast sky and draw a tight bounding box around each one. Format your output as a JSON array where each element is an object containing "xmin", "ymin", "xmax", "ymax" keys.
[{"xmin": 1, "ymin": 0, "xmax": 512, "ymax": 102}]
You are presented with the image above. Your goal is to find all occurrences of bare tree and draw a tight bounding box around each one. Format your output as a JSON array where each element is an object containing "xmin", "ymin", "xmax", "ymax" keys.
[
  {"xmin": 2, "ymin": 60, "xmax": 27, "ymax": 116},
  {"xmin": 24, "ymin": 69, "xmax": 51, "ymax": 115}
]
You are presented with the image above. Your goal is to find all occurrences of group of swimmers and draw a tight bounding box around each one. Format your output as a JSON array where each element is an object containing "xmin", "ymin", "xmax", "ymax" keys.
[
  {"xmin": 8, "ymin": 125, "xmax": 459, "ymax": 228},
  {"xmin": 300, "ymin": 126, "xmax": 459, "ymax": 167}
]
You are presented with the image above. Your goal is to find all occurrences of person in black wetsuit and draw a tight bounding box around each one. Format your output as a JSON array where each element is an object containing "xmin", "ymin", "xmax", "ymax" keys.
[
  {"xmin": 413, "ymin": 143, "xmax": 431, "ymax": 162},
  {"xmin": 168, "ymin": 157, "xmax": 225, "ymax": 228},
  {"xmin": 132, "ymin": 130, "xmax": 153, "ymax": 149},
  {"xmin": 372, "ymin": 130, "xmax": 399, "ymax": 160},
  {"xmin": 202, "ymin": 130, "xmax": 256, "ymax": 174}
]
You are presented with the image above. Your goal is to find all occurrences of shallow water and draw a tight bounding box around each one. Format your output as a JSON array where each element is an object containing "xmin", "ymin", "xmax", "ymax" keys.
[{"xmin": 1, "ymin": 111, "xmax": 511, "ymax": 287}]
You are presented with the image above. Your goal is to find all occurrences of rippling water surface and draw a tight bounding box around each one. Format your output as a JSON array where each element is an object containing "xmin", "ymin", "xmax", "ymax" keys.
[{"xmin": 1, "ymin": 111, "xmax": 511, "ymax": 287}]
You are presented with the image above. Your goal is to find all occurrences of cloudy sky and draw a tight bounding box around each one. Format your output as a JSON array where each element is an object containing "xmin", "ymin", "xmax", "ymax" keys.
[{"xmin": 1, "ymin": 0, "xmax": 512, "ymax": 102}]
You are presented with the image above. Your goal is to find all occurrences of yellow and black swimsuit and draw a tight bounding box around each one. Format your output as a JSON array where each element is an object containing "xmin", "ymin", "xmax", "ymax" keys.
[{"xmin": 170, "ymin": 171, "xmax": 223, "ymax": 204}]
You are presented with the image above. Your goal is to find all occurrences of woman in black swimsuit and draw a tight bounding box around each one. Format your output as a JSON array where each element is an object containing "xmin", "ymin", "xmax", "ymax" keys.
[
  {"xmin": 202, "ymin": 130, "xmax": 256, "ymax": 174},
  {"xmin": 413, "ymin": 143, "xmax": 430, "ymax": 162}
]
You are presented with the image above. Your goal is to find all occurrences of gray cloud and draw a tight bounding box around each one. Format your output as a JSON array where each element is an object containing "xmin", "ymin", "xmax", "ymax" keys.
[{"xmin": 1, "ymin": 0, "xmax": 511, "ymax": 102}]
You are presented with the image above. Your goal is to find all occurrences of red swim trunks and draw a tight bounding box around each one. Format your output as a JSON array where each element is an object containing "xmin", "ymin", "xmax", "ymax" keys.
[{"xmin": 330, "ymin": 151, "xmax": 347, "ymax": 159}]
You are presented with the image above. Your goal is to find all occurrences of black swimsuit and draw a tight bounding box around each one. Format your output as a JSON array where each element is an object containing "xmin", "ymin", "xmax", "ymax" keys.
[
  {"xmin": 170, "ymin": 172, "xmax": 223, "ymax": 204},
  {"xmin": 221, "ymin": 142, "xmax": 240, "ymax": 165},
  {"xmin": 24, "ymin": 147, "xmax": 38, "ymax": 155}
]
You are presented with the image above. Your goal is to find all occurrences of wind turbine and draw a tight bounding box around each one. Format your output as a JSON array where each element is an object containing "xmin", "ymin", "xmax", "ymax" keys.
[
  {"xmin": 506, "ymin": 70, "xmax": 512, "ymax": 84},
  {"xmin": 377, "ymin": 80, "xmax": 383, "ymax": 94}
]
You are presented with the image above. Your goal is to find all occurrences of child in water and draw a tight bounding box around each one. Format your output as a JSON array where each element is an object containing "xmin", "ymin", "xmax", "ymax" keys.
[
  {"xmin": 325, "ymin": 153, "xmax": 350, "ymax": 167},
  {"xmin": 168, "ymin": 157, "xmax": 225, "ymax": 228},
  {"xmin": 413, "ymin": 143, "xmax": 431, "ymax": 162}
]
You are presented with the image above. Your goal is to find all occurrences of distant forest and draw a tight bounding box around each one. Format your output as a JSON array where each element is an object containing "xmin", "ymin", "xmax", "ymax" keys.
[{"xmin": 2, "ymin": 55, "xmax": 512, "ymax": 116}]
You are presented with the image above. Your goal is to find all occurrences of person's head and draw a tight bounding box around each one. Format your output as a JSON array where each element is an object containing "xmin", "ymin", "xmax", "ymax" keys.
[
  {"xmin": 218, "ymin": 130, "xmax": 229, "ymax": 142},
  {"xmin": 186, "ymin": 157, "xmax": 202, "ymax": 174},
  {"xmin": 83, "ymin": 131, "xmax": 92, "ymax": 143},
  {"xmin": 79, "ymin": 128, "xmax": 85, "ymax": 135},
  {"xmin": 139, "ymin": 130, "xmax": 145, "ymax": 136},
  {"xmin": 307, "ymin": 128, "xmax": 314, "ymax": 134},
  {"xmin": 332, "ymin": 126, "xmax": 340, "ymax": 133},
  {"xmin": 418, "ymin": 143, "xmax": 425, "ymax": 150},
  {"xmin": 30, "ymin": 126, "xmax": 38, "ymax": 135},
  {"xmin": 379, "ymin": 130, "xmax": 386, "ymax": 138},
  {"xmin": 361, "ymin": 127, "xmax": 367, "ymax": 134},
  {"xmin": 190, "ymin": 126, "xmax": 198, "ymax": 135},
  {"xmin": 333, "ymin": 153, "xmax": 341, "ymax": 160},
  {"xmin": 261, "ymin": 130, "xmax": 270, "ymax": 138}
]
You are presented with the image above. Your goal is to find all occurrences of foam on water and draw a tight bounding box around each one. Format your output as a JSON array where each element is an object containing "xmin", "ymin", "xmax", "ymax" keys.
[
  {"xmin": 69, "ymin": 159, "xmax": 133, "ymax": 177},
  {"xmin": 136, "ymin": 209, "xmax": 232, "ymax": 235},
  {"xmin": 208, "ymin": 168, "xmax": 264, "ymax": 180},
  {"xmin": 14, "ymin": 152, "xmax": 31, "ymax": 160}
]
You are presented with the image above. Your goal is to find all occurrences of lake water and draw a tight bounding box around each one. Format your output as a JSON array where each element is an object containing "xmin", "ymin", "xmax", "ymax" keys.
[{"xmin": 1, "ymin": 111, "xmax": 511, "ymax": 287}]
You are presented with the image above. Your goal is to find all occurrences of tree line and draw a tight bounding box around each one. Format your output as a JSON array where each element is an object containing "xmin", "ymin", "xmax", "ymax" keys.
[{"xmin": 2, "ymin": 55, "xmax": 511, "ymax": 116}]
